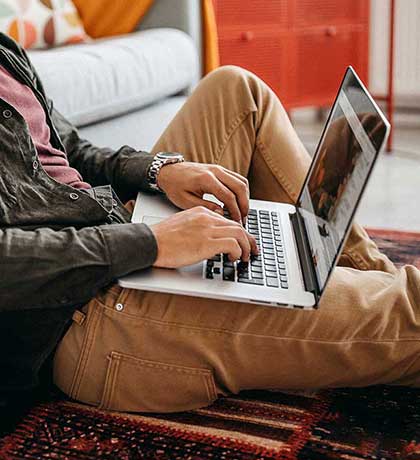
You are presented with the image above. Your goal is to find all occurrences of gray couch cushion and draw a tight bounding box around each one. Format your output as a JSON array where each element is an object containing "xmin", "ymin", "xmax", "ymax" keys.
[
  {"xmin": 28, "ymin": 28, "xmax": 198, "ymax": 127},
  {"xmin": 79, "ymin": 96, "xmax": 186, "ymax": 152}
]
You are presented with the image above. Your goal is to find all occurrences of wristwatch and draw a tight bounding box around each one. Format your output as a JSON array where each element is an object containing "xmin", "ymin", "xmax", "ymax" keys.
[{"xmin": 147, "ymin": 152, "xmax": 185, "ymax": 192}]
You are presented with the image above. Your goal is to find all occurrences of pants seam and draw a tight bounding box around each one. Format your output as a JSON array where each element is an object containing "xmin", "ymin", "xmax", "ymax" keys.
[
  {"xmin": 214, "ymin": 109, "xmax": 255, "ymax": 165},
  {"xmin": 256, "ymin": 138, "xmax": 297, "ymax": 203},
  {"xmin": 101, "ymin": 306, "xmax": 416, "ymax": 344},
  {"xmin": 70, "ymin": 302, "xmax": 101, "ymax": 399}
]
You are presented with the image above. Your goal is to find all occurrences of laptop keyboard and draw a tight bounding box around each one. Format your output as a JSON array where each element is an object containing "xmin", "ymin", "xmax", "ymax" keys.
[{"xmin": 204, "ymin": 208, "xmax": 289, "ymax": 289}]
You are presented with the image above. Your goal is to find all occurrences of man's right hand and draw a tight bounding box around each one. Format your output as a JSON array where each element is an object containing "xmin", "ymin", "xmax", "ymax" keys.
[{"xmin": 149, "ymin": 206, "xmax": 258, "ymax": 269}]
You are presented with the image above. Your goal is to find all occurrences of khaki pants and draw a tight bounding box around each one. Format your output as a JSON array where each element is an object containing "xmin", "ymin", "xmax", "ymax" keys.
[{"xmin": 53, "ymin": 66, "xmax": 420, "ymax": 413}]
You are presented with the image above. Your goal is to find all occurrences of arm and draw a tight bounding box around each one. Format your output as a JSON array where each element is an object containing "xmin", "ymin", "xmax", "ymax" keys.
[{"xmin": 0, "ymin": 223, "xmax": 157, "ymax": 312}]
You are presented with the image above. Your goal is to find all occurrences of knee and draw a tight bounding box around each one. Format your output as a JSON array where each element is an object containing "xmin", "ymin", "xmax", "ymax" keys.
[
  {"xmin": 201, "ymin": 65, "xmax": 266, "ymax": 109},
  {"xmin": 204, "ymin": 65, "xmax": 257, "ymax": 90},
  {"xmin": 209, "ymin": 64, "xmax": 248, "ymax": 80}
]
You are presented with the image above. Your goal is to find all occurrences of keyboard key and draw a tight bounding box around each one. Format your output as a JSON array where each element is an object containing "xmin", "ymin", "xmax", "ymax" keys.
[
  {"xmin": 265, "ymin": 260, "xmax": 276, "ymax": 267},
  {"xmin": 223, "ymin": 267, "xmax": 235, "ymax": 281},
  {"xmin": 266, "ymin": 277, "xmax": 279, "ymax": 288},
  {"xmin": 238, "ymin": 278, "xmax": 264, "ymax": 286},
  {"xmin": 205, "ymin": 208, "xmax": 287, "ymax": 288}
]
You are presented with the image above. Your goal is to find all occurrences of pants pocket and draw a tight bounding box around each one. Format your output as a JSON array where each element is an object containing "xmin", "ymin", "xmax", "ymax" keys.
[{"xmin": 100, "ymin": 351, "xmax": 218, "ymax": 413}]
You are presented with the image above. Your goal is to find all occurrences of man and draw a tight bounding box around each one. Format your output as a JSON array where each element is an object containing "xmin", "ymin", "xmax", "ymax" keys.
[{"xmin": 1, "ymin": 33, "xmax": 420, "ymax": 415}]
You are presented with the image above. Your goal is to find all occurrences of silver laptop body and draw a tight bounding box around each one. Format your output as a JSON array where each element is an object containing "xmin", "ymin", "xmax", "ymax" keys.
[{"xmin": 119, "ymin": 67, "xmax": 390, "ymax": 310}]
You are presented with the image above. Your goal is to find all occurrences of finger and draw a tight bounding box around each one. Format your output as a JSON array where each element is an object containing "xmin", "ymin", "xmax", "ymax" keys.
[
  {"xmin": 212, "ymin": 226, "xmax": 251, "ymax": 261},
  {"xmin": 188, "ymin": 196, "xmax": 224, "ymax": 216},
  {"xmin": 212, "ymin": 237, "xmax": 242, "ymax": 262},
  {"xmin": 213, "ymin": 168, "xmax": 249, "ymax": 221},
  {"xmin": 220, "ymin": 167, "xmax": 249, "ymax": 187},
  {"xmin": 208, "ymin": 177, "xmax": 242, "ymax": 223},
  {"xmin": 247, "ymin": 230, "xmax": 259, "ymax": 255}
]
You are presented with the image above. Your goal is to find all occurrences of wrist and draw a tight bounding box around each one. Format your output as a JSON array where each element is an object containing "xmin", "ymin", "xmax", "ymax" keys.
[
  {"xmin": 147, "ymin": 152, "xmax": 185, "ymax": 192},
  {"xmin": 156, "ymin": 162, "xmax": 184, "ymax": 192}
]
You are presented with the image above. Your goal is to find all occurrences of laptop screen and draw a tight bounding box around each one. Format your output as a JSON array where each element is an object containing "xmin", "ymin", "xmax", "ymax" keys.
[{"xmin": 297, "ymin": 67, "xmax": 389, "ymax": 295}]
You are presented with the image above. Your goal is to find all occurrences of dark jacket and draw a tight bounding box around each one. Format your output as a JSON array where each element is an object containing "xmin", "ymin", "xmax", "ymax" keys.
[{"xmin": 0, "ymin": 34, "xmax": 158, "ymax": 399}]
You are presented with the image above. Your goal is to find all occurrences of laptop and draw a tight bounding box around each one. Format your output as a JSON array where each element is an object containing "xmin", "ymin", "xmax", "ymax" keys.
[{"xmin": 119, "ymin": 67, "xmax": 390, "ymax": 310}]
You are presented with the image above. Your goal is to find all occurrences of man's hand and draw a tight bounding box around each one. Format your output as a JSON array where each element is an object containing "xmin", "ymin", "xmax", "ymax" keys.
[
  {"xmin": 149, "ymin": 206, "xmax": 258, "ymax": 269},
  {"xmin": 157, "ymin": 162, "xmax": 249, "ymax": 223}
]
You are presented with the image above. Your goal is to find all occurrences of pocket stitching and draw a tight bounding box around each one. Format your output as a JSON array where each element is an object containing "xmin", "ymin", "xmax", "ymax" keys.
[
  {"xmin": 99, "ymin": 354, "xmax": 120, "ymax": 409},
  {"xmin": 114, "ymin": 351, "xmax": 214, "ymax": 377},
  {"xmin": 102, "ymin": 351, "xmax": 218, "ymax": 411}
]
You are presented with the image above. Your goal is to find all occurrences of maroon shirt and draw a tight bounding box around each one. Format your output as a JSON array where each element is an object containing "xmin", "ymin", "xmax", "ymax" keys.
[{"xmin": 0, "ymin": 65, "xmax": 91, "ymax": 190}]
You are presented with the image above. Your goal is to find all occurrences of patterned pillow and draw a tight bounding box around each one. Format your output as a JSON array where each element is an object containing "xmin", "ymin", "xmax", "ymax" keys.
[{"xmin": 0, "ymin": 0, "xmax": 88, "ymax": 49}]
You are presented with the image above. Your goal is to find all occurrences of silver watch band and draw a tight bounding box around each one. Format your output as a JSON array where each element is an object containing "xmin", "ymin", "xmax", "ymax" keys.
[{"xmin": 147, "ymin": 153, "xmax": 184, "ymax": 192}]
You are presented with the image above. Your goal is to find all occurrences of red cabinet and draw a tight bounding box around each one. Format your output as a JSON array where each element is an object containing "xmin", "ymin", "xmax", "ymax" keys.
[{"xmin": 214, "ymin": 0, "xmax": 370, "ymax": 110}]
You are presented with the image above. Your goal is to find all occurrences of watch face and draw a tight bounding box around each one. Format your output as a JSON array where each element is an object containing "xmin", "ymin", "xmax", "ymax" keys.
[{"xmin": 156, "ymin": 152, "xmax": 183, "ymax": 160}]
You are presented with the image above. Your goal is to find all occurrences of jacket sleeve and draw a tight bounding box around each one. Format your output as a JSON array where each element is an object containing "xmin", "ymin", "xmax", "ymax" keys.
[
  {"xmin": 0, "ymin": 223, "xmax": 157, "ymax": 312},
  {"xmin": 50, "ymin": 108, "xmax": 156, "ymax": 202}
]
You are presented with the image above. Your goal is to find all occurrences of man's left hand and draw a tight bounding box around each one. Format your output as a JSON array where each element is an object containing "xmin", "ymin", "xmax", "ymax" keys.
[{"xmin": 157, "ymin": 162, "xmax": 249, "ymax": 223}]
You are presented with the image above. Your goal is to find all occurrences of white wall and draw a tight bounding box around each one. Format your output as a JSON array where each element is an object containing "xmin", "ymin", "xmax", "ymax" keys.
[{"xmin": 369, "ymin": 0, "xmax": 420, "ymax": 107}]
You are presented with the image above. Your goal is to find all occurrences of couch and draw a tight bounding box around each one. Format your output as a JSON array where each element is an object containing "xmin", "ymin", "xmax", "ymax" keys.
[{"xmin": 27, "ymin": 0, "xmax": 202, "ymax": 153}]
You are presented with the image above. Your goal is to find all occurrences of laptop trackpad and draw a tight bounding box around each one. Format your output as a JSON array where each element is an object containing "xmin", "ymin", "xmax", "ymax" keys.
[{"xmin": 142, "ymin": 216, "xmax": 166, "ymax": 225}]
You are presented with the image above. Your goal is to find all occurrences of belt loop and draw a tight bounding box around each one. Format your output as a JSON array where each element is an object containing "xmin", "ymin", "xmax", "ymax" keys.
[{"xmin": 72, "ymin": 309, "xmax": 86, "ymax": 326}]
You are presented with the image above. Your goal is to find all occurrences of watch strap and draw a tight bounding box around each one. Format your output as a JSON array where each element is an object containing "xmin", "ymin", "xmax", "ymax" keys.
[{"xmin": 147, "ymin": 153, "xmax": 184, "ymax": 192}]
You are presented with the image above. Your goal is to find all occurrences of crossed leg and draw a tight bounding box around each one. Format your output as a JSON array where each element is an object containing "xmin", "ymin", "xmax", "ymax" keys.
[{"xmin": 53, "ymin": 66, "xmax": 420, "ymax": 413}]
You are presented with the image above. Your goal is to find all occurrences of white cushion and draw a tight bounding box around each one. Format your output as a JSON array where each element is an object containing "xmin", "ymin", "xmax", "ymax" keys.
[
  {"xmin": 28, "ymin": 28, "xmax": 198, "ymax": 126},
  {"xmin": 80, "ymin": 95, "xmax": 187, "ymax": 152}
]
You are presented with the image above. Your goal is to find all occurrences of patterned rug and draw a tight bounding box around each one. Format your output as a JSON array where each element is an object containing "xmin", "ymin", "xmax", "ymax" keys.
[{"xmin": 1, "ymin": 228, "xmax": 420, "ymax": 460}]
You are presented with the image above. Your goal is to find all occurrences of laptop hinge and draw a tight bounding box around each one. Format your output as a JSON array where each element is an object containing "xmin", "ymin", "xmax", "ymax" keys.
[{"xmin": 290, "ymin": 210, "xmax": 320, "ymax": 306}]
